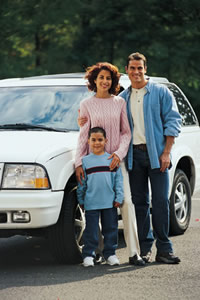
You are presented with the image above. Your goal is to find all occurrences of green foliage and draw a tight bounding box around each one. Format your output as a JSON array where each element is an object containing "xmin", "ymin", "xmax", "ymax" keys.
[{"xmin": 0, "ymin": 0, "xmax": 200, "ymax": 119}]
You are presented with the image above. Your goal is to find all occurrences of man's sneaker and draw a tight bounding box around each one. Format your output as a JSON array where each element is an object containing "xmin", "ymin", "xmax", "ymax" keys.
[
  {"xmin": 141, "ymin": 251, "xmax": 152, "ymax": 263},
  {"xmin": 129, "ymin": 254, "xmax": 145, "ymax": 266},
  {"xmin": 156, "ymin": 252, "xmax": 181, "ymax": 264},
  {"xmin": 83, "ymin": 256, "xmax": 94, "ymax": 267},
  {"xmin": 106, "ymin": 255, "xmax": 120, "ymax": 266}
]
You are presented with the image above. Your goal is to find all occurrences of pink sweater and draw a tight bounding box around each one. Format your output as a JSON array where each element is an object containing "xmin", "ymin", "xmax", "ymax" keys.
[{"xmin": 75, "ymin": 95, "xmax": 131, "ymax": 168}]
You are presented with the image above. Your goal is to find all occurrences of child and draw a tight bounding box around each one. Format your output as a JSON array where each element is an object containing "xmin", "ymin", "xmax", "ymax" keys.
[{"xmin": 77, "ymin": 126, "xmax": 123, "ymax": 267}]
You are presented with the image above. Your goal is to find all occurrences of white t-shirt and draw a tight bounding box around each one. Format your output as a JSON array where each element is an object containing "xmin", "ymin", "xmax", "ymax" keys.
[{"xmin": 130, "ymin": 86, "xmax": 147, "ymax": 145}]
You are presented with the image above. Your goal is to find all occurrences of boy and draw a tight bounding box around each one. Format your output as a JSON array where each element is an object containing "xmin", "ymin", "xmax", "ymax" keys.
[{"xmin": 77, "ymin": 127, "xmax": 123, "ymax": 267}]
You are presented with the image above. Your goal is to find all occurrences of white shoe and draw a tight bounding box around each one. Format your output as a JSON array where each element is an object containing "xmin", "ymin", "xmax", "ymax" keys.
[
  {"xmin": 106, "ymin": 255, "xmax": 120, "ymax": 266},
  {"xmin": 83, "ymin": 257, "xmax": 94, "ymax": 267}
]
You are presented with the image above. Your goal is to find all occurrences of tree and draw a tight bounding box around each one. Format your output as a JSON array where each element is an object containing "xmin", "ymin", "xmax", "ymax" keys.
[{"xmin": 0, "ymin": 0, "xmax": 199, "ymax": 119}]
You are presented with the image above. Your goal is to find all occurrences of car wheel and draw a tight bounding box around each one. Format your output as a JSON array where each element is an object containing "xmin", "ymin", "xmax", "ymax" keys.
[
  {"xmin": 169, "ymin": 169, "xmax": 191, "ymax": 235},
  {"xmin": 48, "ymin": 187, "xmax": 85, "ymax": 264}
]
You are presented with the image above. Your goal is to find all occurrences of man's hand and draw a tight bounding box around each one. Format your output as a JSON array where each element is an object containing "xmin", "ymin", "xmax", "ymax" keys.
[
  {"xmin": 114, "ymin": 201, "xmax": 121, "ymax": 208},
  {"xmin": 159, "ymin": 152, "xmax": 171, "ymax": 172},
  {"xmin": 108, "ymin": 153, "xmax": 120, "ymax": 171},
  {"xmin": 76, "ymin": 166, "xmax": 84, "ymax": 185},
  {"xmin": 160, "ymin": 136, "xmax": 174, "ymax": 172},
  {"xmin": 77, "ymin": 109, "xmax": 88, "ymax": 127}
]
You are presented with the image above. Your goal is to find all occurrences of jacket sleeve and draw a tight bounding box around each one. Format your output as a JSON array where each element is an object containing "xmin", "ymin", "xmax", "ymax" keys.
[
  {"xmin": 76, "ymin": 166, "xmax": 87, "ymax": 205},
  {"xmin": 75, "ymin": 100, "xmax": 91, "ymax": 168},
  {"xmin": 160, "ymin": 87, "xmax": 182, "ymax": 137},
  {"xmin": 114, "ymin": 99, "xmax": 131, "ymax": 161},
  {"xmin": 113, "ymin": 166, "xmax": 124, "ymax": 204}
]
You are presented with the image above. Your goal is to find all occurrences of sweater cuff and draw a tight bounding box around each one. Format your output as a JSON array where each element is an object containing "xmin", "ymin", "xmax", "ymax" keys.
[
  {"xmin": 75, "ymin": 160, "xmax": 82, "ymax": 169},
  {"xmin": 114, "ymin": 150, "xmax": 124, "ymax": 162}
]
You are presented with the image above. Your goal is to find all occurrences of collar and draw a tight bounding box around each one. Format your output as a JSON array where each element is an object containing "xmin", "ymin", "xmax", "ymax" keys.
[{"xmin": 128, "ymin": 79, "xmax": 152, "ymax": 94}]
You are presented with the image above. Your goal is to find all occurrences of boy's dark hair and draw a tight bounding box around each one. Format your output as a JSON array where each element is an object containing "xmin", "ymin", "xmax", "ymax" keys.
[
  {"xmin": 88, "ymin": 127, "xmax": 106, "ymax": 138},
  {"xmin": 126, "ymin": 52, "xmax": 147, "ymax": 68}
]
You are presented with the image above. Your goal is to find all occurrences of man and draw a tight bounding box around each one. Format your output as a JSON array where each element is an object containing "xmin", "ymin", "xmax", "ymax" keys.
[{"xmin": 119, "ymin": 52, "xmax": 182, "ymax": 264}]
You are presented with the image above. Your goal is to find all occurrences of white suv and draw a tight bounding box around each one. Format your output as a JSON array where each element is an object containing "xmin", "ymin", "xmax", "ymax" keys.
[{"xmin": 0, "ymin": 73, "xmax": 199, "ymax": 264}]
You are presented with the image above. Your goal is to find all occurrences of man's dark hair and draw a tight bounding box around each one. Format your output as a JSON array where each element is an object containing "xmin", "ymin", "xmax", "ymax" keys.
[
  {"xmin": 127, "ymin": 52, "xmax": 147, "ymax": 68},
  {"xmin": 88, "ymin": 127, "xmax": 106, "ymax": 138}
]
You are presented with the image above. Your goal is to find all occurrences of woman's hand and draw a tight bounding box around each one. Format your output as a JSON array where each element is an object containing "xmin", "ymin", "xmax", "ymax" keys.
[
  {"xmin": 108, "ymin": 153, "xmax": 120, "ymax": 170},
  {"xmin": 76, "ymin": 166, "xmax": 85, "ymax": 185},
  {"xmin": 79, "ymin": 204, "xmax": 84, "ymax": 211},
  {"xmin": 114, "ymin": 201, "xmax": 121, "ymax": 208},
  {"xmin": 77, "ymin": 109, "xmax": 88, "ymax": 127}
]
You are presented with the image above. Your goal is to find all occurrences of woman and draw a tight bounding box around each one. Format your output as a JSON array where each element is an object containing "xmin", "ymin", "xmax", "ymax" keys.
[{"xmin": 75, "ymin": 62, "xmax": 144, "ymax": 266}]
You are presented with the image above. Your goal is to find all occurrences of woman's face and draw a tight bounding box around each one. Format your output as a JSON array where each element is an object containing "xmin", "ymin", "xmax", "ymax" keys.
[{"xmin": 94, "ymin": 69, "xmax": 112, "ymax": 94}]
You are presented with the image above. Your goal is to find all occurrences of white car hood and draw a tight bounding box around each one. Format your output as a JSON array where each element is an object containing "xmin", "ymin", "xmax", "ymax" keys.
[{"xmin": 0, "ymin": 131, "xmax": 79, "ymax": 163}]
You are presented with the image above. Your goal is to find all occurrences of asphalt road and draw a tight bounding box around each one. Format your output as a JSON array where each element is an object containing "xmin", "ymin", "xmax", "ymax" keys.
[{"xmin": 0, "ymin": 194, "xmax": 200, "ymax": 300}]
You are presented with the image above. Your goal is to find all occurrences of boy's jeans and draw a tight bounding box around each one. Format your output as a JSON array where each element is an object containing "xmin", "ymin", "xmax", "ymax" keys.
[
  {"xmin": 129, "ymin": 148, "xmax": 173, "ymax": 254},
  {"xmin": 82, "ymin": 207, "xmax": 118, "ymax": 260}
]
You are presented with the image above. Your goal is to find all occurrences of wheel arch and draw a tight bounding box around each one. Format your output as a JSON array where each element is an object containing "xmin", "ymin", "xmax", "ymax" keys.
[
  {"xmin": 55, "ymin": 172, "xmax": 77, "ymax": 221},
  {"xmin": 64, "ymin": 172, "xmax": 77, "ymax": 193},
  {"xmin": 175, "ymin": 156, "xmax": 195, "ymax": 195}
]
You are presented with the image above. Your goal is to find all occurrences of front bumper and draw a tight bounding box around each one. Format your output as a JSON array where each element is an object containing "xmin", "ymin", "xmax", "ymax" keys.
[{"xmin": 0, "ymin": 190, "xmax": 64, "ymax": 228}]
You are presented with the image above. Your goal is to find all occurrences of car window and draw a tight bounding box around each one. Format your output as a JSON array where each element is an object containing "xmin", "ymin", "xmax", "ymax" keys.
[
  {"xmin": 0, "ymin": 86, "xmax": 92, "ymax": 131},
  {"xmin": 164, "ymin": 83, "xmax": 198, "ymax": 126}
]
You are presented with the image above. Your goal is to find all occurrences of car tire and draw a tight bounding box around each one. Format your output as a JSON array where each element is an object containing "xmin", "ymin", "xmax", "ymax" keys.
[
  {"xmin": 169, "ymin": 169, "xmax": 191, "ymax": 235},
  {"xmin": 48, "ymin": 187, "xmax": 85, "ymax": 264}
]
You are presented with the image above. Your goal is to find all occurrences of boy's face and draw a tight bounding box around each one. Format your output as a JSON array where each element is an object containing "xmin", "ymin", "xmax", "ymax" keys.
[{"xmin": 88, "ymin": 132, "xmax": 107, "ymax": 155}]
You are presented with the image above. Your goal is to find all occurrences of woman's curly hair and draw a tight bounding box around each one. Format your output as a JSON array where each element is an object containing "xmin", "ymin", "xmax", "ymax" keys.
[{"xmin": 85, "ymin": 62, "xmax": 121, "ymax": 95}]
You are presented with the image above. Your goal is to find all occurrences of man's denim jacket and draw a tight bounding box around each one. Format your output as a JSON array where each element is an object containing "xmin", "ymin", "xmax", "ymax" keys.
[{"xmin": 119, "ymin": 80, "xmax": 182, "ymax": 170}]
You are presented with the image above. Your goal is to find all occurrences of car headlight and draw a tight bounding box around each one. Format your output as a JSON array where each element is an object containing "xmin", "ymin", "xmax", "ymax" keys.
[{"xmin": 2, "ymin": 164, "xmax": 50, "ymax": 189}]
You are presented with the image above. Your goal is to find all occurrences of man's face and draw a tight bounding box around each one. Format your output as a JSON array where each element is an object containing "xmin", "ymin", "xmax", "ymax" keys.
[{"xmin": 125, "ymin": 59, "xmax": 147, "ymax": 87}]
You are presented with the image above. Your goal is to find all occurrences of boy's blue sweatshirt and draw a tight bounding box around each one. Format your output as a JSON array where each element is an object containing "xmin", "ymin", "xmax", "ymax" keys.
[{"xmin": 76, "ymin": 152, "xmax": 124, "ymax": 211}]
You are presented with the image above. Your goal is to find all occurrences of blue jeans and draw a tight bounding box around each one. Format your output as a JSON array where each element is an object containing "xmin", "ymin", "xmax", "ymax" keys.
[
  {"xmin": 129, "ymin": 148, "xmax": 173, "ymax": 254},
  {"xmin": 82, "ymin": 207, "xmax": 118, "ymax": 260}
]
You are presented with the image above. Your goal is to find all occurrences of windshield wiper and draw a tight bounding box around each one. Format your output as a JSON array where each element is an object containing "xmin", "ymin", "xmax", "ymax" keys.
[{"xmin": 0, "ymin": 123, "xmax": 68, "ymax": 132}]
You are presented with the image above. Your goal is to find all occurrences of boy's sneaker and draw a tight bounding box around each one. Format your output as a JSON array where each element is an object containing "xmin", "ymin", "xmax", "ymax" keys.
[
  {"xmin": 83, "ymin": 256, "xmax": 94, "ymax": 267},
  {"xmin": 156, "ymin": 252, "xmax": 181, "ymax": 264},
  {"xmin": 106, "ymin": 255, "xmax": 120, "ymax": 266}
]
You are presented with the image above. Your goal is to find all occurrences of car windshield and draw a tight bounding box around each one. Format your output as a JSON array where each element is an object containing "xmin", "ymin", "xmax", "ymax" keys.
[{"xmin": 0, "ymin": 86, "xmax": 92, "ymax": 131}]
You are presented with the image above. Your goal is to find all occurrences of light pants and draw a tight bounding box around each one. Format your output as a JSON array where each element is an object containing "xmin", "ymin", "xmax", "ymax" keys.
[
  {"xmin": 120, "ymin": 161, "xmax": 141, "ymax": 258},
  {"xmin": 97, "ymin": 161, "xmax": 141, "ymax": 258}
]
